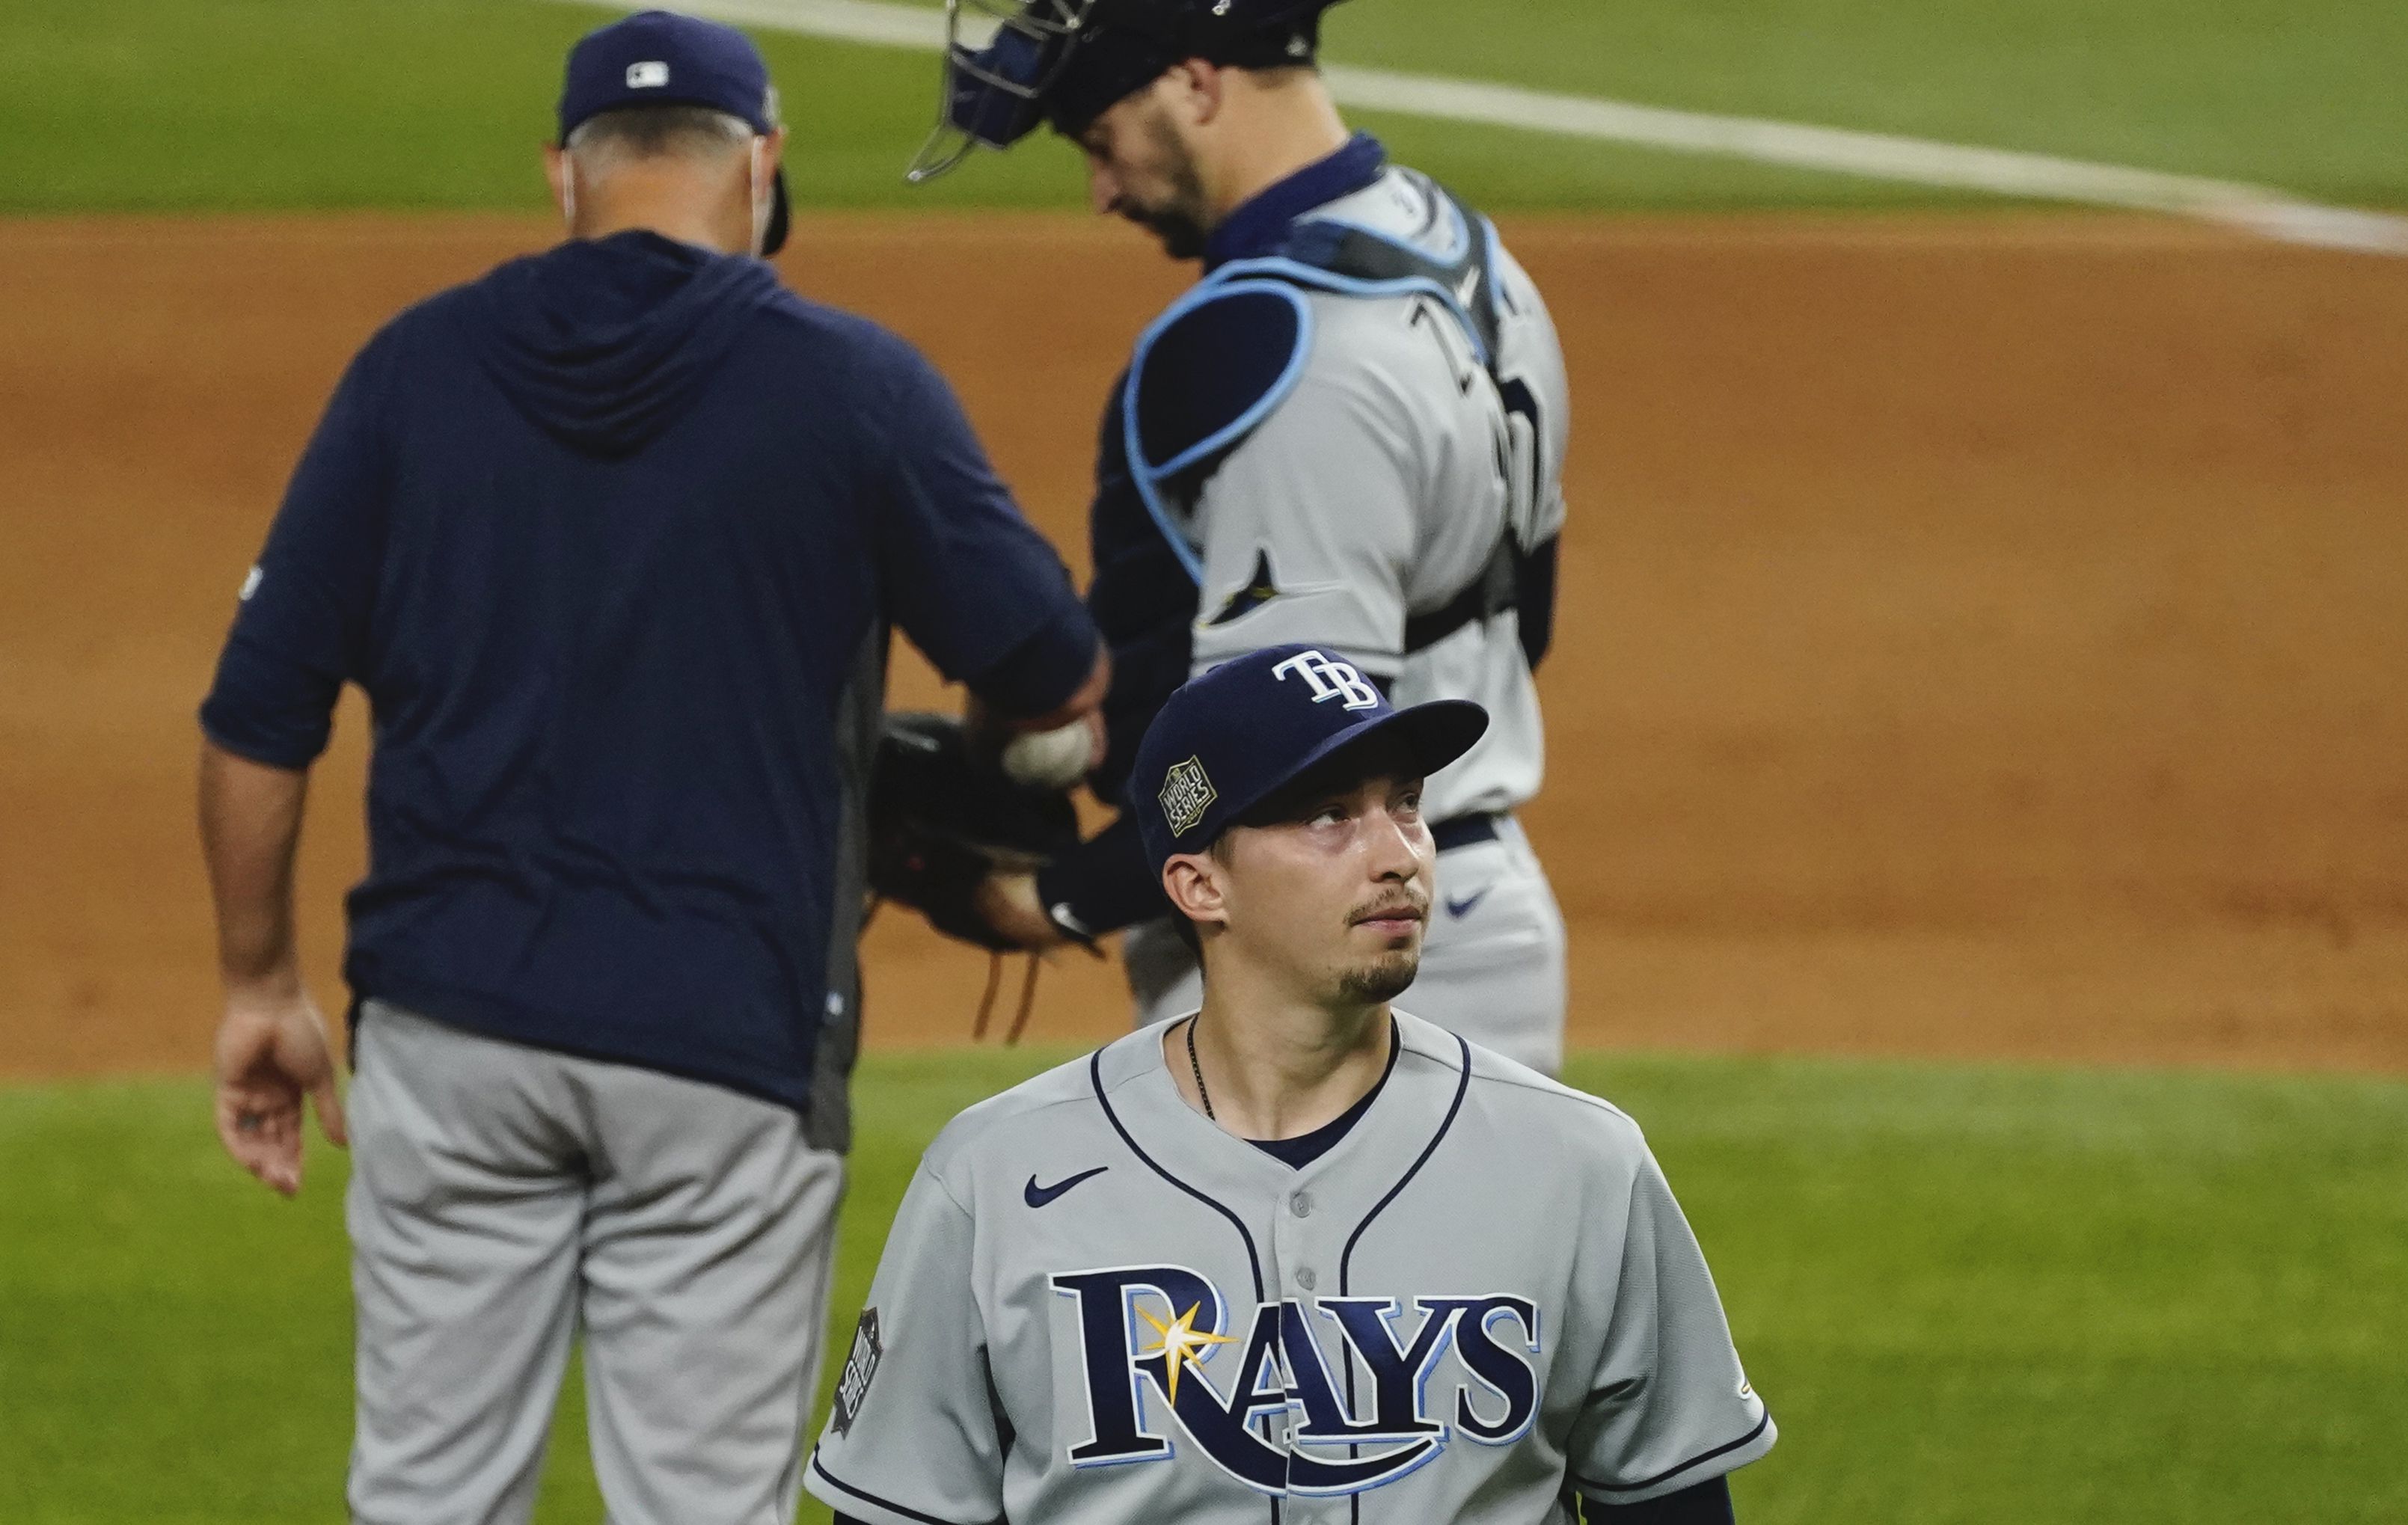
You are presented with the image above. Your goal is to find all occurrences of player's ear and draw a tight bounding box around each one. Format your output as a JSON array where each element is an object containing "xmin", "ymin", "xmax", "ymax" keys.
[
  {"xmin": 1165, "ymin": 59, "xmax": 1225, "ymax": 129},
  {"xmin": 1162, "ymin": 852, "xmax": 1230, "ymax": 931}
]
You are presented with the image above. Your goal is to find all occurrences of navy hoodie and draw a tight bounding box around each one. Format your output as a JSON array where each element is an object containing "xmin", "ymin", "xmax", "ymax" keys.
[{"xmin": 202, "ymin": 232, "xmax": 1095, "ymax": 1142}]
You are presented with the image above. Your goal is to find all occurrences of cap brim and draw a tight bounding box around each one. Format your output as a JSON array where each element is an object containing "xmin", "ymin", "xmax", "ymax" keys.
[{"xmin": 1222, "ymin": 697, "xmax": 1490, "ymax": 829}]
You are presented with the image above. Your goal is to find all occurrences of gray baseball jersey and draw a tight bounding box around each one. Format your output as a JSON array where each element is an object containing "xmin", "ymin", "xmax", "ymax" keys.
[
  {"xmin": 1106, "ymin": 157, "xmax": 1576, "ymax": 1068},
  {"xmin": 804, "ymin": 1013, "xmax": 1773, "ymax": 1524},
  {"xmin": 1156, "ymin": 163, "xmax": 1572, "ymax": 826}
]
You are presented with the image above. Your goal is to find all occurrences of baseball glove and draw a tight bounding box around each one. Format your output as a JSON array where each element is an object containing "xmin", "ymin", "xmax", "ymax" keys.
[{"xmin": 867, "ymin": 712, "xmax": 1080, "ymax": 956}]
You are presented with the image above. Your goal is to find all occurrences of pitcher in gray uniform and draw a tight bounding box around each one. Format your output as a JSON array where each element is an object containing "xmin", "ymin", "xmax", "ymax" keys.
[
  {"xmin": 919, "ymin": 0, "xmax": 1575, "ymax": 1074},
  {"xmin": 806, "ymin": 646, "xmax": 1773, "ymax": 1525}
]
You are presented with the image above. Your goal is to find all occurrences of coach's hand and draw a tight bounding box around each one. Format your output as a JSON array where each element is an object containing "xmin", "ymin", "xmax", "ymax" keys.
[{"xmin": 213, "ymin": 982, "xmax": 349, "ymax": 1197}]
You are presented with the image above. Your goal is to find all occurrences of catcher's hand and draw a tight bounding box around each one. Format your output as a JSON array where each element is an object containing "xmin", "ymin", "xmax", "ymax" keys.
[{"xmin": 868, "ymin": 713, "xmax": 1081, "ymax": 952}]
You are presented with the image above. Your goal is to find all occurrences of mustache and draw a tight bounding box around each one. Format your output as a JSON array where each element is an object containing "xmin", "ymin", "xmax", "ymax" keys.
[{"xmin": 1348, "ymin": 892, "xmax": 1430, "ymax": 927}]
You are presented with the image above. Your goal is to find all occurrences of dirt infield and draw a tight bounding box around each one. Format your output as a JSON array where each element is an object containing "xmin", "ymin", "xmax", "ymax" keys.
[{"xmin": 4, "ymin": 211, "xmax": 2404, "ymax": 1078}]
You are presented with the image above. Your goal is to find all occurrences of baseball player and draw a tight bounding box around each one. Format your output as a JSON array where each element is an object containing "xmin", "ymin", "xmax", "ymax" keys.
[
  {"xmin": 197, "ymin": 13, "xmax": 1103, "ymax": 1522},
  {"xmin": 806, "ymin": 645, "xmax": 1774, "ymax": 1525},
  {"xmin": 919, "ymin": 0, "xmax": 1576, "ymax": 1074}
]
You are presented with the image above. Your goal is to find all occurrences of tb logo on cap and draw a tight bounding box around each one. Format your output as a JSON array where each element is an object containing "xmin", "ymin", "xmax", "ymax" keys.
[{"xmin": 1272, "ymin": 650, "xmax": 1381, "ymax": 711}]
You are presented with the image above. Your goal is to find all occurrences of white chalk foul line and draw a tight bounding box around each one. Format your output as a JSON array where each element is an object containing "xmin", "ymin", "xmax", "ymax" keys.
[{"xmin": 557, "ymin": 0, "xmax": 2408, "ymax": 254}]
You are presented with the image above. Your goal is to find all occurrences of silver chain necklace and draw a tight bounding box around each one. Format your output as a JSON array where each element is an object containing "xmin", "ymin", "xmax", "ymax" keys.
[{"xmin": 1185, "ymin": 1016, "xmax": 1216, "ymax": 1122}]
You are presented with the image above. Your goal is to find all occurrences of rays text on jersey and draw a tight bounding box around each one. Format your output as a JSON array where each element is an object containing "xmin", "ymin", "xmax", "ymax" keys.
[{"xmin": 1052, "ymin": 1264, "xmax": 1542, "ymax": 1497}]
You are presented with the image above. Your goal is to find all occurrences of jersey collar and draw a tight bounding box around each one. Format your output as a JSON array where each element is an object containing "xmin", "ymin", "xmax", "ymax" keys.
[
  {"xmin": 1248, "ymin": 1018, "xmax": 1401, "ymax": 1169},
  {"xmin": 1090, "ymin": 1007, "xmax": 1468, "ymax": 1200},
  {"xmin": 1203, "ymin": 132, "xmax": 1390, "ymax": 271}
]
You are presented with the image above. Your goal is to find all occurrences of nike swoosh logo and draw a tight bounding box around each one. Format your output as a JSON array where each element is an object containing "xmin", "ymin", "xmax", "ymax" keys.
[
  {"xmin": 1024, "ymin": 1167, "xmax": 1109, "ymax": 1209},
  {"xmin": 1445, "ymin": 888, "xmax": 1491, "ymax": 919}
]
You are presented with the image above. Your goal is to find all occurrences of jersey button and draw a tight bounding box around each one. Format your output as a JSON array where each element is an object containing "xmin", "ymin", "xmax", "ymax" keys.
[
  {"xmin": 1294, "ymin": 1266, "xmax": 1318, "ymax": 1292},
  {"xmin": 1290, "ymin": 1191, "xmax": 1314, "ymax": 1218}
]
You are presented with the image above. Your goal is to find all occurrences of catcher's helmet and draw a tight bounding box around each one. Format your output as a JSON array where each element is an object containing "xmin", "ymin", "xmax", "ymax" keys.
[{"xmin": 907, "ymin": 0, "xmax": 1347, "ymax": 182}]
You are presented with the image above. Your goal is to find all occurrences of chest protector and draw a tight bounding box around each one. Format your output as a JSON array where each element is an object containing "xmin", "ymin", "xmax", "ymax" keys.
[
  {"xmin": 1090, "ymin": 174, "xmax": 1553, "ymax": 794},
  {"xmin": 1118, "ymin": 170, "xmax": 1543, "ymax": 663}
]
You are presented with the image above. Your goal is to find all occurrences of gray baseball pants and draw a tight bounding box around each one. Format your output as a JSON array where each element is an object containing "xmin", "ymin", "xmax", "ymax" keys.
[
  {"xmin": 1122, "ymin": 813, "xmax": 1569, "ymax": 1074},
  {"xmin": 344, "ymin": 1001, "xmax": 844, "ymax": 1525}
]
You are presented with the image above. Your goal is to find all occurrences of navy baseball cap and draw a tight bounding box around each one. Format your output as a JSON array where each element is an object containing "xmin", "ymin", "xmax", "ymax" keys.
[
  {"xmin": 557, "ymin": 10, "xmax": 791, "ymax": 255},
  {"xmin": 1130, "ymin": 645, "xmax": 1488, "ymax": 873}
]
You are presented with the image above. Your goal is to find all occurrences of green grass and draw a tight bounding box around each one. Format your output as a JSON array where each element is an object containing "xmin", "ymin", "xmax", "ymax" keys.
[
  {"xmin": 1335, "ymin": 0, "xmax": 2408, "ymax": 208},
  {"xmin": 1, "ymin": 0, "xmax": 2402, "ymax": 215},
  {"xmin": 0, "ymin": 1, "xmax": 1076, "ymax": 214},
  {"xmin": 3, "ymin": 1050, "xmax": 2404, "ymax": 1522}
]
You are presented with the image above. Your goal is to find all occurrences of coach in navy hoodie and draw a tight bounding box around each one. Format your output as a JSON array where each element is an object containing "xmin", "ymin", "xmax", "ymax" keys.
[{"xmin": 195, "ymin": 13, "xmax": 1103, "ymax": 1521}]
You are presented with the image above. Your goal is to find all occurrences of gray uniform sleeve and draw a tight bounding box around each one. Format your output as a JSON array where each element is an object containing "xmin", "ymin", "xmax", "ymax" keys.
[
  {"xmin": 1567, "ymin": 1149, "xmax": 1776, "ymax": 1505},
  {"xmin": 806, "ymin": 1166, "xmax": 1004, "ymax": 1525},
  {"xmin": 1186, "ymin": 363, "xmax": 1419, "ymax": 679}
]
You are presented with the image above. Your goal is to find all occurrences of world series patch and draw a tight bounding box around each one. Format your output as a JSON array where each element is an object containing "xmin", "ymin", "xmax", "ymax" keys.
[
  {"xmin": 1159, "ymin": 757, "xmax": 1216, "ymax": 837},
  {"xmin": 830, "ymin": 1307, "xmax": 883, "ymax": 1437}
]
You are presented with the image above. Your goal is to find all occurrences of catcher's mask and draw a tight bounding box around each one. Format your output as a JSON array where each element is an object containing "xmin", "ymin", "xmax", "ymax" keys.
[{"xmin": 907, "ymin": 0, "xmax": 1344, "ymax": 182}]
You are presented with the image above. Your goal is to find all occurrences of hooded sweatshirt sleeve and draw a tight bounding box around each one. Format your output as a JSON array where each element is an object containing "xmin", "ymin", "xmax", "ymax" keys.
[
  {"xmin": 199, "ymin": 333, "xmax": 392, "ymax": 769},
  {"xmin": 869, "ymin": 348, "xmax": 1098, "ymax": 719}
]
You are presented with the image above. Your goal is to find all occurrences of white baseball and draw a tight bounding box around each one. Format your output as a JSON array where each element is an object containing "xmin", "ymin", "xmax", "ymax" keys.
[{"xmin": 1001, "ymin": 719, "xmax": 1097, "ymax": 790}]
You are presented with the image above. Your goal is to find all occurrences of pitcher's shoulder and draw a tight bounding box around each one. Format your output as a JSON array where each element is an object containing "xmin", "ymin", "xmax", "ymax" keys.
[
  {"xmin": 1396, "ymin": 1011, "xmax": 1652, "ymax": 1168},
  {"xmin": 916, "ymin": 1047, "xmax": 1116, "ymax": 1181},
  {"xmin": 917, "ymin": 1017, "xmax": 1189, "ymax": 1179}
]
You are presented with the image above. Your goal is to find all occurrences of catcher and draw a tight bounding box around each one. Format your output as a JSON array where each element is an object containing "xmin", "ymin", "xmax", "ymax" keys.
[{"xmin": 898, "ymin": 0, "xmax": 1576, "ymax": 1073}]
